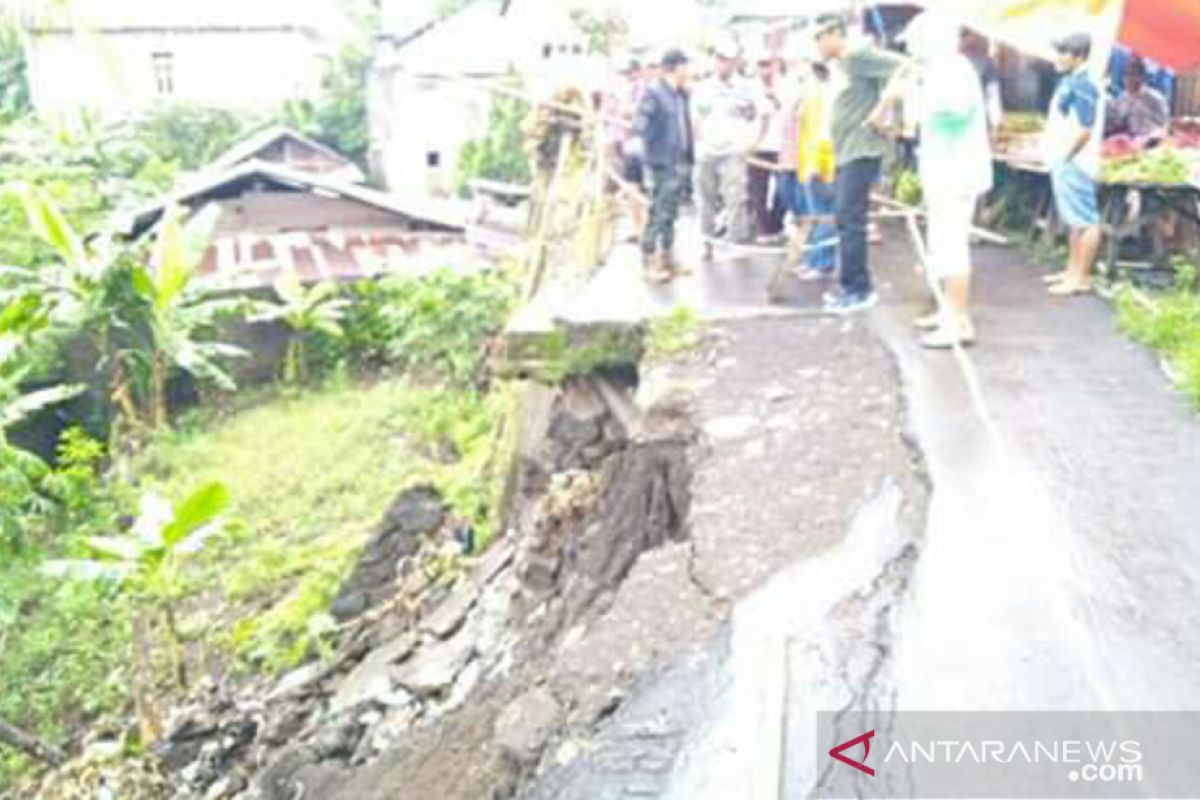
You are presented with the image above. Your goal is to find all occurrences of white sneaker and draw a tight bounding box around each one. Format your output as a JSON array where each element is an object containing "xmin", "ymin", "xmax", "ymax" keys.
[
  {"xmin": 920, "ymin": 317, "xmax": 976, "ymax": 349},
  {"xmin": 913, "ymin": 311, "xmax": 942, "ymax": 331}
]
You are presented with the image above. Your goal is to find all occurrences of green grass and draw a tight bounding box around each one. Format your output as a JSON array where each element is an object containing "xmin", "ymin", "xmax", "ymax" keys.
[
  {"xmin": 646, "ymin": 307, "xmax": 705, "ymax": 361},
  {"xmin": 0, "ymin": 563, "xmax": 131, "ymax": 787},
  {"xmin": 136, "ymin": 378, "xmax": 511, "ymax": 674},
  {"xmin": 1117, "ymin": 264, "xmax": 1200, "ymax": 407}
]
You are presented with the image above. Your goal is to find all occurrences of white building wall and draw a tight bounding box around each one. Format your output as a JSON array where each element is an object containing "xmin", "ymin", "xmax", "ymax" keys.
[
  {"xmin": 374, "ymin": 70, "xmax": 491, "ymax": 197},
  {"xmin": 370, "ymin": 0, "xmax": 600, "ymax": 196},
  {"xmin": 26, "ymin": 29, "xmax": 329, "ymax": 114}
]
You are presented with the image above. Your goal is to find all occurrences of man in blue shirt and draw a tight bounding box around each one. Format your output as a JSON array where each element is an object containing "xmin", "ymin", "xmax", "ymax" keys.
[
  {"xmin": 1044, "ymin": 33, "xmax": 1103, "ymax": 296},
  {"xmin": 633, "ymin": 49, "xmax": 692, "ymax": 282}
]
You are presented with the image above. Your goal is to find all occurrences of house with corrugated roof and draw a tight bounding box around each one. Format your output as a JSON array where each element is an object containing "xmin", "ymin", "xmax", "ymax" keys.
[
  {"xmin": 124, "ymin": 127, "xmax": 472, "ymax": 293},
  {"xmin": 21, "ymin": 0, "xmax": 349, "ymax": 114},
  {"xmin": 209, "ymin": 125, "xmax": 368, "ymax": 185}
]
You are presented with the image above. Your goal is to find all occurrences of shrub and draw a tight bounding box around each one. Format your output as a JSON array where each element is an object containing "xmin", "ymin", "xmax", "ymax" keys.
[
  {"xmin": 343, "ymin": 268, "xmax": 516, "ymax": 386},
  {"xmin": 646, "ymin": 307, "xmax": 704, "ymax": 361},
  {"xmin": 1117, "ymin": 260, "xmax": 1200, "ymax": 407}
]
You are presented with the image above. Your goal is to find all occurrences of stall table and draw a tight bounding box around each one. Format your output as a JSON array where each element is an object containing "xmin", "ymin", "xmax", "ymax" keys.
[
  {"xmin": 991, "ymin": 152, "xmax": 1200, "ymax": 276},
  {"xmin": 1097, "ymin": 177, "xmax": 1200, "ymax": 275}
]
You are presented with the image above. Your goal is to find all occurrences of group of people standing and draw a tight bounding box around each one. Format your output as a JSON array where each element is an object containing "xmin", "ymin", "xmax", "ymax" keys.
[
  {"xmin": 624, "ymin": 11, "xmax": 1107, "ymax": 350},
  {"xmin": 625, "ymin": 35, "xmax": 841, "ymax": 286}
]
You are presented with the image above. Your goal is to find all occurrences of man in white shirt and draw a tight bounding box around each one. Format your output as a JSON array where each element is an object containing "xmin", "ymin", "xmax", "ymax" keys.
[
  {"xmin": 915, "ymin": 14, "xmax": 993, "ymax": 347},
  {"xmin": 693, "ymin": 38, "xmax": 759, "ymax": 252}
]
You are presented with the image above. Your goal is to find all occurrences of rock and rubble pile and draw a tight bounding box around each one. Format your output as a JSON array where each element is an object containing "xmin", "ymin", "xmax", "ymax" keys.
[{"xmin": 113, "ymin": 370, "xmax": 698, "ymax": 800}]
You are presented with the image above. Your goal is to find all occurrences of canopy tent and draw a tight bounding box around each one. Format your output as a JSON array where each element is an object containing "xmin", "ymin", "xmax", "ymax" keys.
[
  {"xmin": 905, "ymin": 0, "xmax": 1124, "ymax": 62},
  {"xmin": 904, "ymin": 0, "xmax": 1200, "ymax": 73},
  {"xmin": 1118, "ymin": 0, "xmax": 1200, "ymax": 72}
]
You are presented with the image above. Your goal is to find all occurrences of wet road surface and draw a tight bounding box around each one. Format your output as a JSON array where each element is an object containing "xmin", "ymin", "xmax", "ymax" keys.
[{"xmin": 533, "ymin": 219, "xmax": 1200, "ymax": 798}]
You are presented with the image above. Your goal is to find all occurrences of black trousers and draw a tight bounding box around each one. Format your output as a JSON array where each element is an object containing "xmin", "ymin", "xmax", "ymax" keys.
[
  {"xmin": 835, "ymin": 157, "xmax": 882, "ymax": 297},
  {"xmin": 748, "ymin": 150, "xmax": 785, "ymax": 237}
]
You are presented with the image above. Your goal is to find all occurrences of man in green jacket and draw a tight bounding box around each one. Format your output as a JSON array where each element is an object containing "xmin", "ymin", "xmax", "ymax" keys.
[{"xmin": 815, "ymin": 14, "xmax": 905, "ymax": 314}]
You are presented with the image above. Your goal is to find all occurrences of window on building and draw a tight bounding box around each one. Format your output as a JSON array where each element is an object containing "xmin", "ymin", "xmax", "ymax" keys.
[
  {"xmin": 426, "ymin": 151, "xmax": 441, "ymax": 168},
  {"xmin": 152, "ymin": 52, "xmax": 175, "ymax": 96}
]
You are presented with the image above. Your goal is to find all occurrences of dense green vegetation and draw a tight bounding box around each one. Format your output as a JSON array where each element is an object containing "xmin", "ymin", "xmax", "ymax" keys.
[
  {"xmin": 1, "ymin": 245, "xmax": 516, "ymax": 786},
  {"xmin": 1118, "ymin": 260, "xmax": 1200, "ymax": 407},
  {"xmin": 0, "ymin": 10, "xmax": 508, "ymax": 783}
]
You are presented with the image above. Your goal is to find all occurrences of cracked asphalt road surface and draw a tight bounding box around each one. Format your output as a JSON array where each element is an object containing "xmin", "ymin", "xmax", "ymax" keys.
[
  {"xmin": 535, "ymin": 219, "xmax": 1200, "ymax": 798},
  {"xmin": 527, "ymin": 254, "xmax": 927, "ymax": 798}
]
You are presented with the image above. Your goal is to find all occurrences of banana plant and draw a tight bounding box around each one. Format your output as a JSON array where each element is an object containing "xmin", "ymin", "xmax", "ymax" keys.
[
  {"xmin": 44, "ymin": 482, "xmax": 230, "ymax": 740},
  {"xmin": 3, "ymin": 186, "xmax": 246, "ymax": 430},
  {"xmin": 0, "ymin": 182, "xmax": 101, "ymax": 322},
  {"xmin": 130, "ymin": 204, "xmax": 247, "ymax": 427},
  {"xmin": 251, "ymin": 272, "xmax": 348, "ymax": 384},
  {"xmin": 0, "ymin": 295, "xmax": 82, "ymax": 431},
  {"xmin": 0, "ymin": 182, "xmax": 147, "ymax": 428}
]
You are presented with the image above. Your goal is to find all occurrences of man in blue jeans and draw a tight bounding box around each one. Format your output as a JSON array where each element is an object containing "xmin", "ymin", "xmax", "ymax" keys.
[{"xmin": 815, "ymin": 15, "xmax": 905, "ymax": 313}]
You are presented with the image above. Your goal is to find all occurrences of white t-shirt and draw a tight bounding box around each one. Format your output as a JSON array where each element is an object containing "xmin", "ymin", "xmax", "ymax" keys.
[
  {"xmin": 694, "ymin": 75, "xmax": 760, "ymax": 158},
  {"xmin": 917, "ymin": 53, "xmax": 994, "ymax": 199}
]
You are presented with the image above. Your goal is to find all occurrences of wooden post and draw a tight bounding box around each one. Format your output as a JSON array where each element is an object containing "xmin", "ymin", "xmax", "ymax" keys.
[{"xmin": 525, "ymin": 135, "xmax": 573, "ymax": 301}]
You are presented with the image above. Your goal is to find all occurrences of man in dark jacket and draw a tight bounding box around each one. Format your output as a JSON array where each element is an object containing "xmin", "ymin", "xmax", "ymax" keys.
[{"xmin": 632, "ymin": 48, "xmax": 691, "ymax": 282}]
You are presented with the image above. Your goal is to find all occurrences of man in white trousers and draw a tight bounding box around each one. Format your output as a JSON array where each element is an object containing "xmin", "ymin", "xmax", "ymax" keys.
[{"xmin": 872, "ymin": 12, "xmax": 993, "ymax": 348}]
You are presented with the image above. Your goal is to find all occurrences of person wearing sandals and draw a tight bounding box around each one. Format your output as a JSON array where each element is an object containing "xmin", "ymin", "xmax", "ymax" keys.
[{"xmin": 1044, "ymin": 33, "xmax": 1103, "ymax": 297}]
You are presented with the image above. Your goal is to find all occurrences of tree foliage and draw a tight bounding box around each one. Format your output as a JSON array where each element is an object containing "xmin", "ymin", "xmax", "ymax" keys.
[
  {"xmin": 131, "ymin": 105, "xmax": 251, "ymax": 172},
  {"xmin": 569, "ymin": 6, "xmax": 630, "ymax": 55},
  {"xmin": 0, "ymin": 19, "xmax": 30, "ymax": 124},
  {"xmin": 281, "ymin": 44, "xmax": 371, "ymax": 168},
  {"xmin": 456, "ymin": 86, "xmax": 532, "ymax": 195}
]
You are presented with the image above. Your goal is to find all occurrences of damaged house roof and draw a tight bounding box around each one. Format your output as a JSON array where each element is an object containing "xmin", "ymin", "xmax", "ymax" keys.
[{"xmin": 128, "ymin": 160, "xmax": 470, "ymax": 292}]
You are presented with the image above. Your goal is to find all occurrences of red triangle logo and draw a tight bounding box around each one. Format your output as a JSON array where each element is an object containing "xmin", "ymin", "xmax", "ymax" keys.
[{"xmin": 828, "ymin": 730, "xmax": 876, "ymax": 776}]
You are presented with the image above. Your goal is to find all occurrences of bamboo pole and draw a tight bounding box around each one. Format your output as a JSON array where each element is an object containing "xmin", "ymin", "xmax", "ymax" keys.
[{"xmin": 525, "ymin": 135, "xmax": 574, "ymax": 300}]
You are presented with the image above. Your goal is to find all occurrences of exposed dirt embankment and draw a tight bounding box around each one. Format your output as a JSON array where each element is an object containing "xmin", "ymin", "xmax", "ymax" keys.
[
  {"xmin": 520, "ymin": 315, "xmax": 930, "ymax": 800},
  {"xmin": 103, "ymin": 312, "xmax": 927, "ymax": 800},
  {"xmin": 126, "ymin": 332, "xmax": 705, "ymax": 799}
]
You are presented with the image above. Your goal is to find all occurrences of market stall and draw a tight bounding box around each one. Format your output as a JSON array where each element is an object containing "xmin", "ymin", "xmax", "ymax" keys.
[{"xmin": 954, "ymin": 0, "xmax": 1200, "ymax": 274}]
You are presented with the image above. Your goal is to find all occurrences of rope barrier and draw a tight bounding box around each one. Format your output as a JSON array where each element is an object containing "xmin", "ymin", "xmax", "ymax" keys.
[{"xmin": 900, "ymin": 206, "xmax": 1004, "ymax": 447}]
